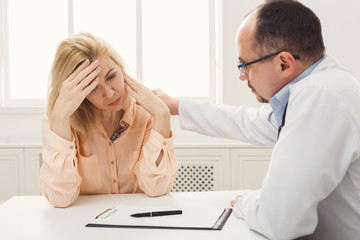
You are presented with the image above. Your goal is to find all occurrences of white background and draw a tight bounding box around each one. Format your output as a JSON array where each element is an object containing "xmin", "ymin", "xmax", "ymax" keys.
[{"xmin": 0, "ymin": 0, "xmax": 359, "ymax": 144}]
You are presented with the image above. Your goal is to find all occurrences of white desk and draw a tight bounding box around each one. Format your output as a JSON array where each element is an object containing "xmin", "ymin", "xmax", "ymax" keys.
[{"xmin": 0, "ymin": 190, "xmax": 266, "ymax": 240}]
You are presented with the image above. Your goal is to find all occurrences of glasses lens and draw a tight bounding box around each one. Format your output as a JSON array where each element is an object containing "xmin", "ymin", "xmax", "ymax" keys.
[
  {"xmin": 237, "ymin": 64, "xmax": 243, "ymax": 75},
  {"xmin": 239, "ymin": 66, "xmax": 245, "ymax": 76}
]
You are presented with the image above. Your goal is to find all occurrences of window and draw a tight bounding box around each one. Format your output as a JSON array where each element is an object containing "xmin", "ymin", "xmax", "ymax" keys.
[
  {"xmin": 0, "ymin": 0, "xmax": 216, "ymax": 107},
  {"xmin": 3, "ymin": 0, "xmax": 68, "ymax": 105}
]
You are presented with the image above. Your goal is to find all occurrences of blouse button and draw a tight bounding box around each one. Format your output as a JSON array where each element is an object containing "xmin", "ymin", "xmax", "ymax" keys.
[
  {"xmin": 69, "ymin": 145, "xmax": 74, "ymax": 150},
  {"xmin": 113, "ymin": 179, "xmax": 117, "ymax": 183},
  {"xmin": 163, "ymin": 142, "xmax": 166, "ymax": 146},
  {"xmin": 109, "ymin": 142, "xmax": 112, "ymax": 146},
  {"xmin": 111, "ymin": 161, "xmax": 114, "ymax": 165}
]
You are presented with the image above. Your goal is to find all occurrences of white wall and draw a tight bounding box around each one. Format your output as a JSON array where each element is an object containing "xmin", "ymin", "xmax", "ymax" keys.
[
  {"xmin": 220, "ymin": 0, "xmax": 360, "ymax": 106},
  {"xmin": 302, "ymin": 0, "xmax": 360, "ymax": 85},
  {"xmin": 0, "ymin": 108, "xmax": 44, "ymax": 144},
  {"xmin": 1, "ymin": 0, "xmax": 359, "ymax": 144}
]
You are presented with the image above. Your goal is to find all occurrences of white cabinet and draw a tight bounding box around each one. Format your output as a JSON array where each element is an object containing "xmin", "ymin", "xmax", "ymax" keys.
[
  {"xmin": 0, "ymin": 145, "xmax": 272, "ymax": 200},
  {"xmin": 24, "ymin": 149, "xmax": 42, "ymax": 195},
  {"xmin": 0, "ymin": 148, "xmax": 41, "ymax": 201},
  {"xmin": 172, "ymin": 148, "xmax": 231, "ymax": 192},
  {"xmin": 231, "ymin": 147, "xmax": 272, "ymax": 190},
  {"xmin": 0, "ymin": 149, "xmax": 24, "ymax": 200},
  {"xmin": 172, "ymin": 146, "xmax": 272, "ymax": 192}
]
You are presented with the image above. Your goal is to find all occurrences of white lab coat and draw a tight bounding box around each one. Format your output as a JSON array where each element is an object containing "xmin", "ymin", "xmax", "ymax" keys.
[{"xmin": 178, "ymin": 55, "xmax": 360, "ymax": 240}]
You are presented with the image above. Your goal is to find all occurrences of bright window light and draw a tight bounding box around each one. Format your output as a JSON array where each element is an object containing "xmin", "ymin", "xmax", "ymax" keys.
[
  {"xmin": 7, "ymin": 0, "xmax": 68, "ymax": 100},
  {"xmin": 73, "ymin": 0, "xmax": 137, "ymax": 77},
  {"xmin": 142, "ymin": 0, "xmax": 210, "ymax": 97},
  {"xmin": 4, "ymin": 0, "xmax": 213, "ymax": 105}
]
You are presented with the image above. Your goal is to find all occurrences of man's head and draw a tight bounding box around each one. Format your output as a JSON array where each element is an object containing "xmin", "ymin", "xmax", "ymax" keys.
[{"xmin": 236, "ymin": 0, "xmax": 325, "ymax": 103}]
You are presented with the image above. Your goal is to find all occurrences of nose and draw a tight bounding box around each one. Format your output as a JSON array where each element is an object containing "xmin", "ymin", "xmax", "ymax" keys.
[
  {"xmin": 239, "ymin": 72, "xmax": 248, "ymax": 81},
  {"xmin": 102, "ymin": 85, "xmax": 115, "ymax": 98}
]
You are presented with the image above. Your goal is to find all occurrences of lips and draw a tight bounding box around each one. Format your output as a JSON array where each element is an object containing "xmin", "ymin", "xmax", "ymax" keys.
[{"xmin": 108, "ymin": 97, "xmax": 120, "ymax": 106}]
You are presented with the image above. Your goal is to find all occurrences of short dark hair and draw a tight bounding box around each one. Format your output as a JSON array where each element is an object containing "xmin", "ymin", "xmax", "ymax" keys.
[{"xmin": 253, "ymin": 0, "xmax": 325, "ymax": 63}]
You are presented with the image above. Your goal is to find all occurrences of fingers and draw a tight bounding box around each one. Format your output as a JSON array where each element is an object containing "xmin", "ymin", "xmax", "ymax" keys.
[
  {"xmin": 122, "ymin": 70, "xmax": 134, "ymax": 82},
  {"xmin": 124, "ymin": 82, "xmax": 136, "ymax": 97},
  {"xmin": 230, "ymin": 191, "xmax": 253, "ymax": 207},
  {"xmin": 123, "ymin": 72, "xmax": 150, "ymax": 99},
  {"xmin": 124, "ymin": 72, "xmax": 142, "ymax": 92},
  {"xmin": 230, "ymin": 194, "xmax": 243, "ymax": 207},
  {"xmin": 65, "ymin": 59, "xmax": 90, "ymax": 82},
  {"xmin": 66, "ymin": 59, "xmax": 101, "ymax": 87},
  {"xmin": 76, "ymin": 65, "xmax": 101, "ymax": 91},
  {"xmin": 152, "ymin": 89, "xmax": 162, "ymax": 96},
  {"xmin": 74, "ymin": 60, "xmax": 101, "ymax": 86},
  {"xmin": 81, "ymin": 77, "xmax": 100, "ymax": 97}
]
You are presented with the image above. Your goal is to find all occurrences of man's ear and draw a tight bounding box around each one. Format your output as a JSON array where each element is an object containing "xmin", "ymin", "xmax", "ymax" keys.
[{"xmin": 278, "ymin": 52, "xmax": 296, "ymax": 78}]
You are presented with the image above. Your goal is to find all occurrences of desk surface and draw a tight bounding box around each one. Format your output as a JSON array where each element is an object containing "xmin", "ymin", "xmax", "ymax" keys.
[{"xmin": 0, "ymin": 190, "xmax": 266, "ymax": 240}]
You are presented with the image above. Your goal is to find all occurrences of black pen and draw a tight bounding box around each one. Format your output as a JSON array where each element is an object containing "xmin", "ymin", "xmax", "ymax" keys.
[{"xmin": 130, "ymin": 210, "xmax": 182, "ymax": 218}]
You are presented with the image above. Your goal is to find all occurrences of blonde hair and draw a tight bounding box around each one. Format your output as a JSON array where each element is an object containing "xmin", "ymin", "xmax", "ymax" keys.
[{"xmin": 47, "ymin": 32, "xmax": 132, "ymax": 141}]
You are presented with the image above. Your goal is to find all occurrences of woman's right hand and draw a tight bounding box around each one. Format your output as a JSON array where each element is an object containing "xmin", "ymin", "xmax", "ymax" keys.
[
  {"xmin": 52, "ymin": 59, "xmax": 101, "ymax": 117},
  {"xmin": 50, "ymin": 59, "xmax": 101, "ymax": 140}
]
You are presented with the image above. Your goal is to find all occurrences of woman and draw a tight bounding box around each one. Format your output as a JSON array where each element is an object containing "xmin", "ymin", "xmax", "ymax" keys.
[{"xmin": 40, "ymin": 32, "xmax": 177, "ymax": 207}]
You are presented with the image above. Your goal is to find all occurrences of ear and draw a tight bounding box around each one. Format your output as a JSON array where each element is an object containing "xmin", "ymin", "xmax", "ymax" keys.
[{"xmin": 278, "ymin": 52, "xmax": 296, "ymax": 78}]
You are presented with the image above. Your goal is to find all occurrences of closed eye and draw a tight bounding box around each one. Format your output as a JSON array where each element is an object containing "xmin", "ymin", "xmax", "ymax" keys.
[{"xmin": 107, "ymin": 74, "xmax": 115, "ymax": 81}]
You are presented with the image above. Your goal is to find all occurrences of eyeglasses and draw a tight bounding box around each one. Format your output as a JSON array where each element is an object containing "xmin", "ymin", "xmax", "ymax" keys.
[{"xmin": 237, "ymin": 51, "xmax": 300, "ymax": 76}]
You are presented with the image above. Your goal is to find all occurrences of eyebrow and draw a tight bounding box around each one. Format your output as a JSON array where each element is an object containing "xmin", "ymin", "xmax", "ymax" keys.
[
  {"xmin": 105, "ymin": 68, "xmax": 115, "ymax": 78},
  {"xmin": 238, "ymin": 57, "xmax": 245, "ymax": 63}
]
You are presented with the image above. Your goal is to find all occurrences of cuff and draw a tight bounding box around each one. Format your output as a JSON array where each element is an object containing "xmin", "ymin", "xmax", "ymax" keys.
[
  {"xmin": 233, "ymin": 190, "xmax": 260, "ymax": 220},
  {"xmin": 148, "ymin": 129, "xmax": 174, "ymax": 150},
  {"xmin": 42, "ymin": 118, "xmax": 76, "ymax": 155}
]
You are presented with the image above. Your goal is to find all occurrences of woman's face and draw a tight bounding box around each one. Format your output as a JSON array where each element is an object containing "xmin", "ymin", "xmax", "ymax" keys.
[{"xmin": 85, "ymin": 54, "xmax": 126, "ymax": 112}]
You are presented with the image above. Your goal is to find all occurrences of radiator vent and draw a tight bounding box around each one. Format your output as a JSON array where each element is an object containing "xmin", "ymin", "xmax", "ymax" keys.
[{"xmin": 172, "ymin": 164, "xmax": 215, "ymax": 192}]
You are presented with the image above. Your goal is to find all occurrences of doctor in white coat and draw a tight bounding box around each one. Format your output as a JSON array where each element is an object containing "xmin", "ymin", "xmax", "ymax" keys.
[{"xmin": 155, "ymin": 0, "xmax": 360, "ymax": 239}]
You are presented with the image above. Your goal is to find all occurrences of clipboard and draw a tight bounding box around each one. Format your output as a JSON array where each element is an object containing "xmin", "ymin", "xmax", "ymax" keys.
[{"xmin": 86, "ymin": 205, "xmax": 232, "ymax": 230}]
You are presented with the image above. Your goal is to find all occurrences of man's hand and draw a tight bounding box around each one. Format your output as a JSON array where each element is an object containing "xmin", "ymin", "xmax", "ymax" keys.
[
  {"xmin": 231, "ymin": 190, "xmax": 252, "ymax": 207},
  {"xmin": 152, "ymin": 89, "xmax": 180, "ymax": 115}
]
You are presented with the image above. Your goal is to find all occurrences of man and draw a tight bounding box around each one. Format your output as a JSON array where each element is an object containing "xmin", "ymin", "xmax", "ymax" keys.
[{"xmin": 155, "ymin": 0, "xmax": 360, "ymax": 239}]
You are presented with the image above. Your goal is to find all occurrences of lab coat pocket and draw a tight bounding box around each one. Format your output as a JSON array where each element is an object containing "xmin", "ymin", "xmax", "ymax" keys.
[{"xmin": 78, "ymin": 154, "xmax": 102, "ymax": 194}]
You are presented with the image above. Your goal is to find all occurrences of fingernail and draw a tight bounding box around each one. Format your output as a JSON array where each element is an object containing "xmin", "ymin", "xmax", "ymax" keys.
[
  {"xmin": 83, "ymin": 59, "xmax": 90, "ymax": 65},
  {"xmin": 93, "ymin": 59, "xmax": 99, "ymax": 65}
]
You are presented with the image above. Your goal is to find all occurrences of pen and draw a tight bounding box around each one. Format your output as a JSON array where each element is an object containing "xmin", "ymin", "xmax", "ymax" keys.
[{"xmin": 130, "ymin": 210, "xmax": 182, "ymax": 218}]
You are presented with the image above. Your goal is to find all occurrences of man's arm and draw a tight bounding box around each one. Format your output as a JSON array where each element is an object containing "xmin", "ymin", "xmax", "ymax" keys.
[{"xmin": 154, "ymin": 89, "xmax": 278, "ymax": 146}]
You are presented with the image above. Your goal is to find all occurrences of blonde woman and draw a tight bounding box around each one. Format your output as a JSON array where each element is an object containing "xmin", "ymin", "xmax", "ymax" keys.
[{"xmin": 40, "ymin": 32, "xmax": 177, "ymax": 207}]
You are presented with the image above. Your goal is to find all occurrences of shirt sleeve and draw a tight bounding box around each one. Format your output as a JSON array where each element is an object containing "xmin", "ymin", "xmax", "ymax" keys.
[
  {"xmin": 232, "ymin": 85, "xmax": 358, "ymax": 239},
  {"xmin": 178, "ymin": 100, "xmax": 278, "ymax": 146},
  {"xmin": 134, "ymin": 128, "xmax": 178, "ymax": 197},
  {"xmin": 39, "ymin": 117, "xmax": 81, "ymax": 207}
]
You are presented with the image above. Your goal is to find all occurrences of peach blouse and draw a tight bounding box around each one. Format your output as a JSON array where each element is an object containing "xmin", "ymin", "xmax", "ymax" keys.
[{"xmin": 40, "ymin": 101, "xmax": 177, "ymax": 207}]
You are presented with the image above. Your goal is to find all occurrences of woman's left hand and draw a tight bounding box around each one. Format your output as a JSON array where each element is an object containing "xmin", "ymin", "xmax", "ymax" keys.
[
  {"xmin": 123, "ymin": 71, "xmax": 171, "ymax": 138},
  {"xmin": 123, "ymin": 72, "xmax": 169, "ymax": 115}
]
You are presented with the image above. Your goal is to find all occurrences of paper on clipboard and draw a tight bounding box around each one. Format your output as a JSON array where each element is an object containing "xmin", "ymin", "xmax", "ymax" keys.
[{"xmin": 86, "ymin": 205, "xmax": 232, "ymax": 230}]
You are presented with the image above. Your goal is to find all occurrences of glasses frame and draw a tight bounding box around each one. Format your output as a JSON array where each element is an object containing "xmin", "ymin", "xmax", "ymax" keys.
[{"xmin": 237, "ymin": 51, "xmax": 300, "ymax": 76}]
